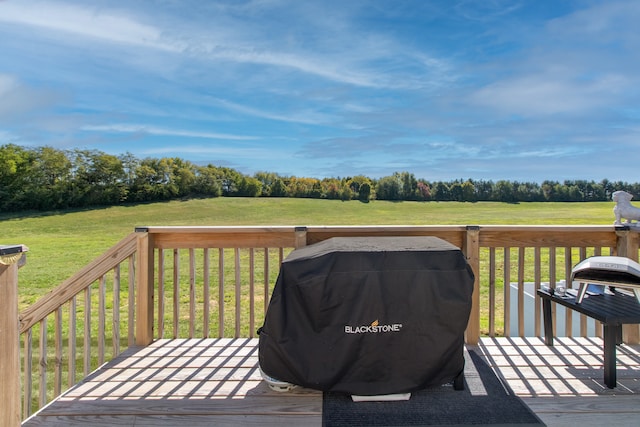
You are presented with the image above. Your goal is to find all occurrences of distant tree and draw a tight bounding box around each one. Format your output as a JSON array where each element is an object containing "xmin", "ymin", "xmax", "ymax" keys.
[
  {"xmin": 416, "ymin": 180, "xmax": 431, "ymax": 201},
  {"xmin": 397, "ymin": 172, "xmax": 418, "ymax": 200},
  {"xmin": 347, "ymin": 175, "xmax": 373, "ymax": 201},
  {"xmin": 513, "ymin": 182, "xmax": 542, "ymax": 202},
  {"xmin": 473, "ymin": 179, "xmax": 494, "ymax": 201},
  {"xmin": 193, "ymin": 165, "xmax": 222, "ymax": 197},
  {"xmin": 358, "ymin": 182, "xmax": 372, "ymax": 201},
  {"xmin": 167, "ymin": 157, "xmax": 196, "ymax": 197},
  {"xmin": 5, "ymin": 143, "xmax": 640, "ymax": 212},
  {"xmin": 254, "ymin": 171, "xmax": 282, "ymax": 196},
  {"xmin": 287, "ymin": 177, "xmax": 321, "ymax": 198},
  {"xmin": 494, "ymin": 180, "xmax": 517, "ymax": 203},
  {"xmin": 376, "ymin": 175, "xmax": 402, "ymax": 200},
  {"xmin": 321, "ymin": 178, "xmax": 342, "ymax": 199},
  {"xmin": 24, "ymin": 146, "xmax": 73, "ymax": 209},
  {"xmin": 541, "ymin": 180, "xmax": 558, "ymax": 201},
  {"xmin": 270, "ymin": 178, "xmax": 287, "ymax": 197},
  {"xmin": 431, "ymin": 182, "xmax": 450, "ymax": 201},
  {"xmin": 449, "ymin": 182, "xmax": 463, "ymax": 202},
  {"xmin": 0, "ymin": 144, "xmax": 32, "ymax": 210},
  {"xmin": 236, "ymin": 176, "xmax": 263, "ymax": 197},
  {"xmin": 71, "ymin": 149, "xmax": 127, "ymax": 206},
  {"xmin": 600, "ymin": 179, "xmax": 615, "ymax": 201},
  {"xmin": 461, "ymin": 180, "xmax": 476, "ymax": 202},
  {"xmin": 339, "ymin": 183, "xmax": 353, "ymax": 201}
]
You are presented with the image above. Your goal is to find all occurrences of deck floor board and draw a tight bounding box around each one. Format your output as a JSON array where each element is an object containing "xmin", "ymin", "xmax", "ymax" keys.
[{"xmin": 22, "ymin": 337, "xmax": 640, "ymax": 427}]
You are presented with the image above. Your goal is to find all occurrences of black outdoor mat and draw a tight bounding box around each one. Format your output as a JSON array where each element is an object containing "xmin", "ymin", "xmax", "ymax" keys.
[{"xmin": 322, "ymin": 349, "xmax": 545, "ymax": 427}]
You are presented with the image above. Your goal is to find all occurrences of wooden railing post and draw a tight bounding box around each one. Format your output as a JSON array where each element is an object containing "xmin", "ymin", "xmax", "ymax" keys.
[
  {"xmin": 0, "ymin": 245, "xmax": 28, "ymax": 427},
  {"xmin": 464, "ymin": 226, "xmax": 481, "ymax": 345},
  {"xmin": 615, "ymin": 225, "xmax": 640, "ymax": 344},
  {"xmin": 294, "ymin": 226, "xmax": 308, "ymax": 249},
  {"xmin": 135, "ymin": 229, "xmax": 155, "ymax": 346}
]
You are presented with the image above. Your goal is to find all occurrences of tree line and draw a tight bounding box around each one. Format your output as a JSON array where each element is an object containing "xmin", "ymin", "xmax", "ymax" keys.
[{"xmin": 1, "ymin": 144, "xmax": 638, "ymax": 212}]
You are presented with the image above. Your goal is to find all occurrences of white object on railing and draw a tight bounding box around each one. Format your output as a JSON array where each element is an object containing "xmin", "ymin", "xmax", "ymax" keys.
[{"xmin": 613, "ymin": 190, "xmax": 640, "ymax": 227}]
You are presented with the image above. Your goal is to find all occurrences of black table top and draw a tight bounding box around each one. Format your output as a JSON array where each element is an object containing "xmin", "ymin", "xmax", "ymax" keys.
[{"xmin": 537, "ymin": 288, "xmax": 640, "ymax": 325}]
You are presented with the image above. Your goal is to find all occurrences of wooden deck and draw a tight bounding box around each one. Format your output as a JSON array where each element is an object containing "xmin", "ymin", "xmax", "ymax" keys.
[{"xmin": 22, "ymin": 337, "xmax": 640, "ymax": 427}]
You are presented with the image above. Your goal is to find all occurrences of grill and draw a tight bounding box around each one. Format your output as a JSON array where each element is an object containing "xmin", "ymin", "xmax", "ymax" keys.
[
  {"xmin": 258, "ymin": 236, "xmax": 475, "ymax": 396},
  {"xmin": 571, "ymin": 256, "xmax": 640, "ymax": 303}
]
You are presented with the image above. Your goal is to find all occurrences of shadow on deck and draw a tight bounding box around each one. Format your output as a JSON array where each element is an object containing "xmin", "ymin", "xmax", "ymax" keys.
[{"xmin": 23, "ymin": 337, "xmax": 640, "ymax": 427}]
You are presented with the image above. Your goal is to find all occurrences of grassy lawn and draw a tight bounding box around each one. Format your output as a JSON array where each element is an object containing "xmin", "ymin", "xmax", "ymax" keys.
[
  {"xmin": 2, "ymin": 197, "xmax": 615, "ymax": 307},
  {"xmin": 2, "ymin": 197, "xmax": 620, "ymax": 410}
]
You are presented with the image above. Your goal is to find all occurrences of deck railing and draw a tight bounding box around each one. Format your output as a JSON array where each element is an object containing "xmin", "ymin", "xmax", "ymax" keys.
[{"xmin": 2, "ymin": 224, "xmax": 639, "ymax": 426}]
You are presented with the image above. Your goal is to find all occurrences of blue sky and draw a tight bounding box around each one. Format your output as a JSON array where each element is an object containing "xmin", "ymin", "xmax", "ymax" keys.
[{"xmin": 0, "ymin": 0, "xmax": 638, "ymax": 183}]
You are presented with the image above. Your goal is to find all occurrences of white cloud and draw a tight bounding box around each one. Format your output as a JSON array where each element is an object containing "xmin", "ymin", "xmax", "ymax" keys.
[
  {"xmin": 82, "ymin": 124, "xmax": 258, "ymax": 141},
  {"xmin": 140, "ymin": 143, "xmax": 288, "ymax": 161},
  {"xmin": 0, "ymin": 74, "xmax": 63, "ymax": 121},
  {"xmin": 210, "ymin": 98, "xmax": 334, "ymax": 125},
  {"xmin": 454, "ymin": 0, "xmax": 523, "ymax": 22},
  {"xmin": 0, "ymin": 1, "xmax": 173, "ymax": 51},
  {"xmin": 0, "ymin": 1, "xmax": 454, "ymax": 90},
  {"xmin": 466, "ymin": 2, "xmax": 639, "ymax": 118},
  {"xmin": 469, "ymin": 74, "xmax": 627, "ymax": 116}
]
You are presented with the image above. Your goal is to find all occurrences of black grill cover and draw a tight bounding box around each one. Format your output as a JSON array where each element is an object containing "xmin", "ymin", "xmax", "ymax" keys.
[{"xmin": 258, "ymin": 236, "xmax": 474, "ymax": 395}]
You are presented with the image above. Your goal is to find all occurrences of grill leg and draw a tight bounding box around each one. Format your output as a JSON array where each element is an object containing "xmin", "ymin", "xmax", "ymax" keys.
[
  {"xmin": 542, "ymin": 297, "xmax": 554, "ymax": 346},
  {"xmin": 603, "ymin": 324, "xmax": 618, "ymax": 389},
  {"xmin": 453, "ymin": 370, "xmax": 464, "ymax": 391}
]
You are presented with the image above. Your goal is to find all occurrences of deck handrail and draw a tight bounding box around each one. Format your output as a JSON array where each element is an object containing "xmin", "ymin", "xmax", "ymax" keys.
[
  {"xmin": 19, "ymin": 232, "xmax": 138, "ymax": 334},
  {"xmin": 3, "ymin": 224, "xmax": 640, "ymax": 426}
]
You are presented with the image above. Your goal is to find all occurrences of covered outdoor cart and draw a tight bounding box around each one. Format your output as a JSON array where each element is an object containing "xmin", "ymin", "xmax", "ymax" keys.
[{"xmin": 258, "ymin": 236, "xmax": 474, "ymax": 396}]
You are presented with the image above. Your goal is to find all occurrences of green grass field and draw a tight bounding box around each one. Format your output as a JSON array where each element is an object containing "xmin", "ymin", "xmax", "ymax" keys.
[
  {"xmin": 2, "ymin": 197, "xmax": 620, "ymax": 409},
  {"xmin": 2, "ymin": 197, "xmax": 616, "ymax": 307}
]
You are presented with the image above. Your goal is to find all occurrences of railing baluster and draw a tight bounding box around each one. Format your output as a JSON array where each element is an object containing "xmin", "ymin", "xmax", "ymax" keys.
[
  {"xmin": 218, "ymin": 248, "xmax": 225, "ymax": 337},
  {"xmin": 249, "ymin": 248, "xmax": 255, "ymax": 338},
  {"xmin": 23, "ymin": 328, "xmax": 33, "ymax": 420},
  {"xmin": 549, "ymin": 248, "xmax": 557, "ymax": 338},
  {"xmin": 189, "ymin": 248, "xmax": 196, "ymax": 339},
  {"xmin": 128, "ymin": 255, "xmax": 136, "ymax": 346},
  {"xmin": 534, "ymin": 247, "xmax": 541, "ymax": 337},
  {"xmin": 489, "ymin": 247, "xmax": 496, "ymax": 337},
  {"xmin": 564, "ymin": 247, "xmax": 573, "ymax": 337},
  {"xmin": 264, "ymin": 248, "xmax": 270, "ymax": 314},
  {"xmin": 98, "ymin": 275, "xmax": 106, "ymax": 366},
  {"xmin": 579, "ymin": 247, "xmax": 588, "ymax": 336},
  {"xmin": 594, "ymin": 246, "xmax": 604, "ymax": 338},
  {"xmin": 235, "ymin": 248, "xmax": 241, "ymax": 338},
  {"xmin": 38, "ymin": 318, "xmax": 47, "ymax": 409},
  {"xmin": 54, "ymin": 307, "xmax": 62, "ymax": 398},
  {"xmin": 517, "ymin": 247, "xmax": 525, "ymax": 337},
  {"xmin": 203, "ymin": 248, "xmax": 210, "ymax": 338},
  {"xmin": 84, "ymin": 286, "xmax": 91, "ymax": 377},
  {"xmin": 113, "ymin": 264, "xmax": 121, "ymax": 357},
  {"xmin": 68, "ymin": 296, "xmax": 76, "ymax": 387},
  {"xmin": 503, "ymin": 247, "xmax": 511, "ymax": 337},
  {"xmin": 173, "ymin": 249, "xmax": 179, "ymax": 339},
  {"xmin": 157, "ymin": 248, "xmax": 165, "ymax": 339}
]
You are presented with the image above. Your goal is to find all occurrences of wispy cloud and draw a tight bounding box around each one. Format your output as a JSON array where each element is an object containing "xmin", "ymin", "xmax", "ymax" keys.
[
  {"xmin": 0, "ymin": 74, "xmax": 64, "ymax": 121},
  {"xmin": 141, "ymin": 144, "xmax": 270, "ymax": 157},
  {"xmin": 469, "ymin": 73, "xmax": 630, "ymax": 116},
  {"xmin": 210, "ymin": 98, "xmax": 334, "ymax": 125},
  {"xmin": 82, "ymin": 124, "xmax": 258, "ymax": 141},
  {"xmin": 0, "ymin": 1, "xmax": 172, "ymax": 50},
  {"xmin": 0, "ymin": 1, "xmax": 441, "ymax": 89},
  {"xmin": 1, "ymin": 1, "xmax": 639, "ymax": 182}
]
